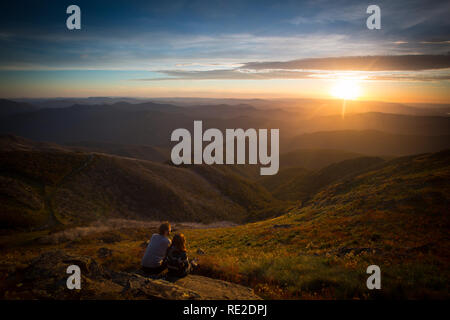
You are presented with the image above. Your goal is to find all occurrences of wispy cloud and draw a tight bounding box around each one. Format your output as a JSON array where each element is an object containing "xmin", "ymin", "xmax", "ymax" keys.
[
  {"xmin": 134, "ymin": 69, "xmax": 314, "ymax": 81},
  {"xmin": 133, "ymin": 55, "xmax": 450, "ymax": 82},
  {"xmin": 243, "ymin": 55, "xmax": 450, "ymax": 71}
]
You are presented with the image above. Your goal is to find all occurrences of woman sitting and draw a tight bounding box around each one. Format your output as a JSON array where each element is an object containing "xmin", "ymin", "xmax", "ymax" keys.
[{"xmin": 166, "ymin": 233, "xmax": 196, "ymax": 277}]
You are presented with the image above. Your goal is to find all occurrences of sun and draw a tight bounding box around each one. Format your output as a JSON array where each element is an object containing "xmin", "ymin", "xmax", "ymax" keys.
[{"xmin": 330, "ymin": 79, "xmax": 360, "ymax": 100}]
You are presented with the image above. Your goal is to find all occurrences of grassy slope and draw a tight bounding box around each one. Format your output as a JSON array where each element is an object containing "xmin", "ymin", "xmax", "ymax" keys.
[
  {"xmin": 259, "ymin": 156, "xmax": 385, "ymax": 201},
  {"xmin": 279, "ymin": 148, "xmax": 364, "ymax": 170},
  {"xmin": 66, "ymin": 141, "xmax": 171, "ymax": 164},
  {"xmin": 182, "ymin": 150, "xmax": 450, "ymax": 299},
  {"xmin": 1, "ymin": 135, "xmax": 449, "ymax": 299},
  {"xmin": 186, "ymin": 164, "xmax": 286, "ymax": 221},
  {"xmin": 0, "ymin": 136, "xmax": 282, "ymax": 230}
]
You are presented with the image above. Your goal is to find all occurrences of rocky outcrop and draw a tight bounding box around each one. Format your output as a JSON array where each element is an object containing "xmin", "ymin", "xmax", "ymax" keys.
[
  {"xmin": 172, "ymin": 274, "xmax": 260, "ymax": 300},
  {"xmin": 4, "ymin": 250, "xmax": 260, "ymax": 300}
]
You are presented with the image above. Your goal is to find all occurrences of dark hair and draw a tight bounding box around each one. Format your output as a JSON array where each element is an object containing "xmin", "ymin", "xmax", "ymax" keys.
[
  {"xmin": 159, "ymin": 221, "xmax": 171, "ymax": 235},
  {"xmin": 171, "ymin": 233, "xmax": 186, "ymax": 251}
]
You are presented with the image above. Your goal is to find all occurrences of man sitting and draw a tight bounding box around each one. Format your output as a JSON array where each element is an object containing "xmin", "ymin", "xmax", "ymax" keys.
[{"xmin": 141, "ymin": 222, "xmax": 171, "ymax": 275}]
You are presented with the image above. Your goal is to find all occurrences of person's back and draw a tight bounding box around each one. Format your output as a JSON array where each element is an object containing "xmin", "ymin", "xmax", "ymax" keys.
[
  {"xmin": 141, "ymin": 222, "xmax": 171, "ymax": 274},
  {"xmin": 166, "ymin": 246, "xmax": 191, "ymax": 277},
  {"xmin": 142, "ymin": 234, "xmax": 170, "ymax": 267},
  {"xmin": 166, "ymin": 233, "xmax": 195, "ymax": 277}
]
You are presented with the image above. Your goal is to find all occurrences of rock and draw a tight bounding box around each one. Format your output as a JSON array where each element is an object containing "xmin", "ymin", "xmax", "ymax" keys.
[
  {"xmin": 62, "ymin": 256, "xmax": 103, "ymax": 278},
  {"xmin": 21, "ymin": 250, "xmax": 107, "ymax": 298},
  {"xmin": 196, "ymin": 248, "xmax": 206, "ymax": 255},
  {"xmin": 14, "ymin": 250, "xmax": 260, "ymax": 300},
  {"xmin": 97, "ymin": 247, "xmax": 113, "ymax": 258},
  {"xmin": 100, "ymin": 233, "xmax": 122, "ymax": 244},
  {"xmin": 110, "ymin": 272, "xmax": 201, "ymax": 300},
  {"xmin": 336, "ymin": 247, "xmax": 380, "ymax": 257},
  {"xmin": 172, "ymin": 275, "xmax": 261, "ymax": 300},
  {"xmin": 273, "ymin": 224, "xmax": 292, "ymax": 229}
]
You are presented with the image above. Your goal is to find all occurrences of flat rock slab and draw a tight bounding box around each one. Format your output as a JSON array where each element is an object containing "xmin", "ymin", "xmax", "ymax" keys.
[{"xmin": 172, "ymin": 275, "xmax": 261, "ymax": 300}]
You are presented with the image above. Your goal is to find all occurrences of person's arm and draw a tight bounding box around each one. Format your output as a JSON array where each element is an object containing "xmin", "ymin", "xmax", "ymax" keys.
[
  {"xmin": 164, "ymin": 238, "xmax": 171, "ymax": 256},
  {"xmin": 179, "ymin": 251, "xmax": 191, "ymax": 273},
  {"xmin": 163, "ymin": 242, "xmax": 171, "ymax": 264}
]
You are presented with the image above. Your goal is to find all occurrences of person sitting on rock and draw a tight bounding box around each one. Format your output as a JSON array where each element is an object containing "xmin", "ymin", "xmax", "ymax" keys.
[
  {"xmin": 141, "ymin": 221, "xmax": 171, "ymax": 274},
  {"xmin": 166, "ymin": 233, "xmax": 197, "ymax": 278}
]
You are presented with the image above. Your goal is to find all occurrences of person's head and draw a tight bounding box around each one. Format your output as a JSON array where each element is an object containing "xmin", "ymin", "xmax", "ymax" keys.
[
  {"xmin": 171, "ymin": 233, "xmax": 186, "ymax": 252},
  {"xmin": 159, "ymin": 221, "xmax": 171, "ymax": 237}
]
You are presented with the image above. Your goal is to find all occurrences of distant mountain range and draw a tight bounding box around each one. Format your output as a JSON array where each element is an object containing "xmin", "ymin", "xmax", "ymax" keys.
[
  {"xmin": 1, "ymin": 98, "xmax": 449, "ymax": 157},
  {"xmin": 0, "ymin": 99, "xmax": 36, "ymax": 117}
]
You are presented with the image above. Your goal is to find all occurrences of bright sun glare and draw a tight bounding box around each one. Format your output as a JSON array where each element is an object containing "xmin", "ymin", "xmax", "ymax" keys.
[{"xmin": 330, "ymin": 79, "xmax": 360, "ymax": 100}]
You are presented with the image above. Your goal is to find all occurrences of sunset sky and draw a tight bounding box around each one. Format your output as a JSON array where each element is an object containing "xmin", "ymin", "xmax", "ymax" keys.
[{"xmin": 1, "ymin": 0, "xmax": 449, "ymax": 102}]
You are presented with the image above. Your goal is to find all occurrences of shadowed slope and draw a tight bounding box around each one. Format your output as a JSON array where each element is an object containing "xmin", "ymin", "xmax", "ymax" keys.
[{"xmin": 0, "ymin": 135, "xmax": 281, "ymax": 230}]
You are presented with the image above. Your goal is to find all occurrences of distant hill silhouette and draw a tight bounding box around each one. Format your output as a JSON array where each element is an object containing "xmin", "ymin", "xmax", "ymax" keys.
[
  {"xmin": 300, "ymin": 112, "xmax": 450, "ymax": 136},
  {"xmin": 0, "ymin": 99, "xmax": 36, "ymax": 117},
  {"xmin": 0, "ymin": 100, "xmax": 293, "ymax": 147},
  {"xmin": 1, "ymin": 99, "xmax": 450, "ymax": 154}
]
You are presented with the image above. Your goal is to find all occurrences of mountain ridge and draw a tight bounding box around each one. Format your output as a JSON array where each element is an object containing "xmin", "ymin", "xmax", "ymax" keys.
[{"xmin": 0, "ymin": 135, "xmax": 281, "ymax": 230}]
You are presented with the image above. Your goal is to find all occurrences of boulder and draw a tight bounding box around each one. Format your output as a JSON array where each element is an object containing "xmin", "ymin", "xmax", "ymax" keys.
[
  {"xmin": 196, "ymin": 248, "xmax": 206, "ymax": 255},
  {"xmin": 110, "ymin": 271, "xmax": 201, "ymax": 299}
]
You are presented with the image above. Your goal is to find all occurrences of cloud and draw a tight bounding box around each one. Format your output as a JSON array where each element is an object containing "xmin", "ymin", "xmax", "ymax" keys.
[
  {"xmin": 420, "ymin": 40, "xmax": 450, "ymax": 44},
  {"xmin": 287, "ymin": 1, "xmax": 365, "ymax": 25},
  {"xmin": 1, "ymin": 1, "xmax": 448, "ymax": 71},
  {"xmin": 134, "ymin": 69, "xmax": 314, "ymax": 80},
  {"xmin": 243, "ymin": 55, "xmax": 450, "ymax": 71},
  {"xmin": 132, "ymin": 55, "xmax": 450, "ymax": 82},
  {"xmin": 368, "ymin": 74, "xmax": 450, "ymax": 81}
]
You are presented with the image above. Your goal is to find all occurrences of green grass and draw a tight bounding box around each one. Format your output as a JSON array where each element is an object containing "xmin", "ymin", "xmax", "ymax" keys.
[{"xmin": 180, "ymin": 151, "xmax": 450, "ymax": 299}]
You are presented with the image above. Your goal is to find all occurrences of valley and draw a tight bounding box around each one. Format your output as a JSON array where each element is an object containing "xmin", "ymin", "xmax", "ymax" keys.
[{"xmin": 0, "ymin": 97, "xmax": 449, "ymax": 299}]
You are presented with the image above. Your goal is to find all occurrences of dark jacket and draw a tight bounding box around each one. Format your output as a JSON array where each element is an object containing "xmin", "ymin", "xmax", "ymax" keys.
[{"xmin": 165, "ymin": 246, "xmax": 191, "ymax": 277}]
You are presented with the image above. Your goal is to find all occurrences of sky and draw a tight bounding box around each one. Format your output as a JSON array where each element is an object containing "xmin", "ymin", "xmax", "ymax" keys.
[{"xmin": 0, "ymin": 0, "xmax": 449, "ymax": 102}]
